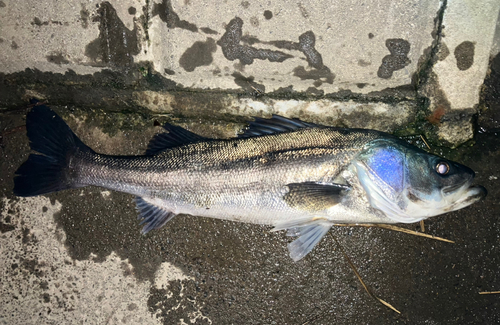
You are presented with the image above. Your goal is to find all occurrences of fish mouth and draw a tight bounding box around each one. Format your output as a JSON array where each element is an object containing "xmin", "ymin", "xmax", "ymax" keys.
[
  {"xmin": 462, "ymin": 185, "xmax": 488, "ymax": 202},
  {"xmin": 445, "ymin": 184, "xmax": 487, "ymax": 211}
]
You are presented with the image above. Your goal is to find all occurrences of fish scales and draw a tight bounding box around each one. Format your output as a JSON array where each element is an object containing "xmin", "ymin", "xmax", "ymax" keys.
[
  {"xmin": 14, "ymin": 104, "xmax": 486, "ymax": 261},
  {"xmin": 70, "ymin": 128, "xmax": 377, "ymax": 224}
]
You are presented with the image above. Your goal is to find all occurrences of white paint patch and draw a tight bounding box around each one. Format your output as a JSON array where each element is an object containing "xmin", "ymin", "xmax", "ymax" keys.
[
  {"xmin": 0, "ymin": 197, "xmax": 211, "ymax": 325},
  {"xmin": 100, "ymin": 190, "xmax": 112, "ymax": 198},
  {"xmin": 227, "ymin": 98, "xmax": 412, "ymax": 131}
]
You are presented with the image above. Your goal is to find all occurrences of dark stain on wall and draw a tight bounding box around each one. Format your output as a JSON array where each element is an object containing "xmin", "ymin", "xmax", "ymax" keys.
[
  {"xmin": 179, "ymin": 38, "xmax": 217, "ymax": 72},
  {"xmin": 358, "ymin": 59, "xmax": 371, "ymax": 67},
  {"xmin": 264, "ymin": 10, "xmax": 273, "ymax": 20},
  {"xmin": 46, "ymin": 52, "xmax": 70, "ymax": 65},
  {"xmin": 306, "ymin": 86, "xmax": 324, "ymax": 96},
  {"xmin": 10, "ymin": 41, "xmax": 18, "ymax": 50},
  {"xmin": 293, "ymin": 66, "xmax": 334, "ymax": 86},
  {"xmin": 31, "ymin": 17, "xmax": 66, "ymax": 26},
  {"xmin": 0, "ymin": 64, "xmax": 182, "ymax": 110},
  {"xmin": 377, "ymin": 38, "xmax": 411, "ymax": 79},
  {"xmin": 454, "ymin": 41, "xmax": 474, "ymax": 71},
  {"xmin": 240, "ymin": 35, "xmax": 260, "ymax": 45},
  {"xmin": 80, "ymin": 5, "xmax": 90, "ymax": 29},
  {"xmin": 437, "ymin": 42, "xmax": 450, "ymax": 61},
  {"xmin": 268, "ymin": 31, "xmax": 325, "ymax": 69},
  {"xmin": 249, "ymin": 16, "xmax": 259, "ymax": 27},
  {"xmin": 225, "ymin": 26, "xmax": 334, "ymax": 86},
  {"xmin": 232, "ymin": 72, "xmax": 265, "ymax": 93},
  {"xmin": 164, "ymin": 68, "xmax": 176, "ymax": 75},
  {"xmin": 269, "ymin": 31, "xmax": 334, "ymax": 85},
  {"xmin": 152, "ymin": 0, "xmax": 198, "ymax": 32},
  {"xmin": 200, "ymin": 27, "xmax": 218, "ymax": 35},
  {"xmin": 297, "ymin": 3, "xmax": 309, "ymax": 19},
  {"xmin": 32, "ymin": 18, "xmax": 49, "ymax": 26},
  {"xmin": 84, "ymin": 2, "xmax": 140, "ymax": 68},
  {"xmin": 217, "ymin": 17, "xmax": 293, "ymax": 65},
  {"xmin": 298, "ymin": 31, "xmax": 322, "ymax": 69},
  {"xmin": 0, "ymin": 1, "xmax": 6, "ymax": 8}
]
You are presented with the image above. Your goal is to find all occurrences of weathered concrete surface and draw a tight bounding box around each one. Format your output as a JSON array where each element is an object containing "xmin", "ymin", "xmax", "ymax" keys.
[
  {"xmin": 149, "ymin": 0, "xmax": 436, "ymax": 94},
  {"xmin": 433, "ymin": 1, "xmax": 498, "ymax": 110},
  {"xmin": 0, "ymin": 0, "xmax": 499, "ymax": 145},
  {"xmin": 0, "ymin": 0, "xmax": 439, "ymax": 93},
  {"xmin": 419, "ymin": 0, "xmax": 500, "ymax": 146},
  {"xmin": 1, "ymin": 3, "xmax": 500, "ymax": 322},
  {"xmin": 1, "ymin": 77, "xmax": 500, "ymax": 324}
]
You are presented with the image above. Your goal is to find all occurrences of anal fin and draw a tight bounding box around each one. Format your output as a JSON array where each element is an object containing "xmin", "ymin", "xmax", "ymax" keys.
[
  {"xmin": 135, "ymin": 197, "xmax": 177, "ymax": 234},
  {"xmin": 273, "ymin": 219, "xmax": 332, "ymax": 261}
]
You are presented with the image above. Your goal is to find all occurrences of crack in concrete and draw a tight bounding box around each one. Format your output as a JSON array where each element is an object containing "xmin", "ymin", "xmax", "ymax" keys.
[{"xmin": 414, "ymin": 0, "xmax": 448, "ymax": 88}]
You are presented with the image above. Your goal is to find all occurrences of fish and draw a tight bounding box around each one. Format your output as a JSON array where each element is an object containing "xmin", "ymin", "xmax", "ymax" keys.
[{"xmin": 14, "ymin": 103, "xmax": 487, "ymax": 261}]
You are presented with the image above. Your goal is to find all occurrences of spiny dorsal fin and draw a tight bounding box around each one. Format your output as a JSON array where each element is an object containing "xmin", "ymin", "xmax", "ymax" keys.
[
  {"xmin": 146, "ymin": 123, "xmax": 208, "ymax": 155},
  {"xmin": 283, "ymin": 182, "xmax": 350, "ymax": 211},
  {"xmin": 135, "ymin": 197, "xmax": 177, "ymax": 234},
  {"xmin": 238, "ymin": 115, "xmax": 318, "ymax": 138}
]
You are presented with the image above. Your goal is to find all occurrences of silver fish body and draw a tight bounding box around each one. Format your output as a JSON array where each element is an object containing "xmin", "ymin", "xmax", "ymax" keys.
[
  {"xmin": 14, "ymin": 104, "xmax": 487, "ymax": 261},
  {"xmin": 75, "ymin": 127, "xmax": 389, "ymax": 224}
]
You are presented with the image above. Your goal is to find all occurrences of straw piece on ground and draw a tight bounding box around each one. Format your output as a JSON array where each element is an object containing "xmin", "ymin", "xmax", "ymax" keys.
[
  {"xmin": 329, "ymin": 233, "xmax": 401, "ymax": 314},
  {"xmin": 332, "ymin": 223, "xmax": 454, "ymax": 243},
  {"xmin": 420, "ymin": 220, "xmax": 425, "ymax": 232}
]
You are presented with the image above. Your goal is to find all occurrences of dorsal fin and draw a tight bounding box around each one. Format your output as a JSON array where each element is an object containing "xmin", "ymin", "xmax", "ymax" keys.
[
  {"xmin": 146, "ymin": 123, "xmax": 208, "ymax": 155},
  {"xmin": 238, "ymin": 115, "xmax": 318, "ymax": 138}
]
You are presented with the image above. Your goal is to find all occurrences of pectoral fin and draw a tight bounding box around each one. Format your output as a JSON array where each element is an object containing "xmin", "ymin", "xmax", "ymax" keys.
[
  {"xmin": 284, "ymin": 182, "xmax": 350, "ymax": 211},
  {"xmin": 273, "ymin": 219, "xmax": 332, "ymax": 261}
]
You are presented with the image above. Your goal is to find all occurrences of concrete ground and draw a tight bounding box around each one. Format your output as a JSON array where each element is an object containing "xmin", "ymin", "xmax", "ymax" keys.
[
  {"xmin": 0, "ymin": 57, "xmax": 499, "ymax": 324},
  {"xmin": 1, "ymin": 0, "xmax": 500, "ymax": 324}
]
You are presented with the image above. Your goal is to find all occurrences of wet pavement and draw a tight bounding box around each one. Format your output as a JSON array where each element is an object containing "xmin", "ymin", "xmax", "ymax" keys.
[{"xmin": 1, "ymin": 61, "xmax": 500, "ymax": 325}]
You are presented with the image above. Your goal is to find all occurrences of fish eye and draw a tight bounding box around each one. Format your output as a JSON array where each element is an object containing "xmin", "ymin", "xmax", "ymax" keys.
[{"xmin": 436, "ymin": 162, "xmax": 450, "ymax": 175}]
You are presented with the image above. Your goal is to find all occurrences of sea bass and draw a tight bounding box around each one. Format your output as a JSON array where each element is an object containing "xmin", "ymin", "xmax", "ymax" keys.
[{"xmin": 14, "ymin": 104, "xmax": 486, "ymax": 261}]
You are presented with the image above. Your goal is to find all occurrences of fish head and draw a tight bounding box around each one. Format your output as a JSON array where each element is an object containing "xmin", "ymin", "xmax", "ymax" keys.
[{"xmin": 353, "ymin": 139, "xmax": 487, "ymax": 223}]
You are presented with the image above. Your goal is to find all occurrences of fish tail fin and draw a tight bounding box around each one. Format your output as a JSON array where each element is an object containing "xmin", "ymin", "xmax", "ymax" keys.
[{"xmin": 14, "ymin": 101, "xmax": 92, "ymax": 197}]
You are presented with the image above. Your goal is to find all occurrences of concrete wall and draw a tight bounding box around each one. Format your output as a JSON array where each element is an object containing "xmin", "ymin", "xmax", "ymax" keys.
[{"xmin": 1, "ymin": 0, "xmax": 499, "ymax": 145}]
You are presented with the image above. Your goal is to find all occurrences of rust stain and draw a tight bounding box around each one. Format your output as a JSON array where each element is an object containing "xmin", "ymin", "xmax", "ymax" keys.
[{"xmin": 426, "ymin": 106, "xmax": 446, "ymax": 125}]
